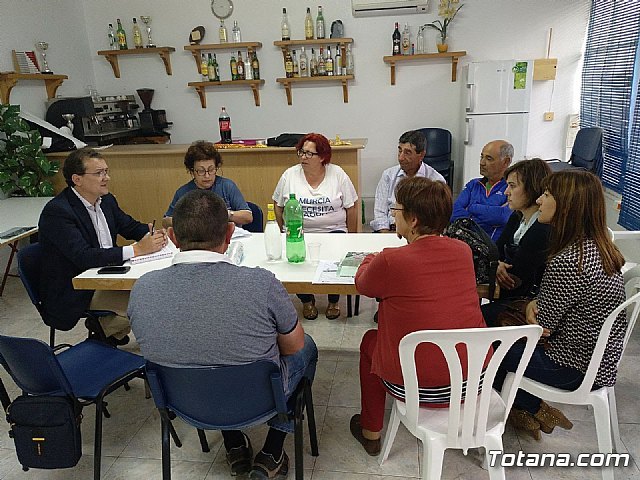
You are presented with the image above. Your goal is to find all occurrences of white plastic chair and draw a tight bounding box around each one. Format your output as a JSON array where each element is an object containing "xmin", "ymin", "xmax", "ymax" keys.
[
  {"xmin": 514, "ymin": 290, "xmax": 640, "ymax": 480},
  {"xmin": 379, "ymin": 325, "xmax": 542, "ymax": 480}
]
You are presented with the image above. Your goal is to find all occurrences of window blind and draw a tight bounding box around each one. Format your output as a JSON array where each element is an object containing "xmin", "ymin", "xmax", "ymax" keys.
[
  {"xmin": 619, "ymin": 54, "xmax": 640, "ymax": 230},
  {"xmin": 580, "ymin": 0, "xmax": 640, "ymax": 193}
]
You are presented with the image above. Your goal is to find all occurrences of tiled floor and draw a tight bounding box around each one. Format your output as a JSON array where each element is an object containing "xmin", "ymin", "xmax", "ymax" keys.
[{"xmin": 0, "ymin": 279, "xmax": 639, "ymax": 479}]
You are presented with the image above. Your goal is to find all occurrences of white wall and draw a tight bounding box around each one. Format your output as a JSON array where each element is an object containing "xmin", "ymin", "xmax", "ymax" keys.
[
  {"xmin": 0, "ymin": 0, "xmax": 96, "ymax": 116},
  {"xmin": 2, "ymin": 0, "xmax": 590, "ymax": 199}
]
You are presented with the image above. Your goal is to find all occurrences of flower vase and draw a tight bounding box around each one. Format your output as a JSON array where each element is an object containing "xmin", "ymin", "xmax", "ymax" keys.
[{"xmin": 436, "ymin": 43, "xmax": 449, "ymax": 53}]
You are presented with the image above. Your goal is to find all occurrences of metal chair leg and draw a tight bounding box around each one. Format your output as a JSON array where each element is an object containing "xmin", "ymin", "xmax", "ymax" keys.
[
  {"xmin": 197, "ymin": 429, "xmax": 210, "ymax": 452},
  {"xmin": 94, "ymin": 400, "xmax": 104, "ymax": 480},
  {"xmin": 304, "ymin": 381, "xmax": 319, "ymax": 456},
  {"xmin": 160, "ymin": 413, "xmax": 172, "ymax": 480}
]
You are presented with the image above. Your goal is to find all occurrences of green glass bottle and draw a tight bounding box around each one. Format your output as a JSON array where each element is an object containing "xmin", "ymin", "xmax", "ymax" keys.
[{"xmin": 285, "ymin": 193, "xmax": 306, "ymax": 263}]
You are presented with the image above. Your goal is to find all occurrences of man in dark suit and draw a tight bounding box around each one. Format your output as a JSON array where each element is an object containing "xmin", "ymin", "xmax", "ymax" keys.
[{"xmin": 38, "ymin": 148, "xmax": 166, "ymax": 344}]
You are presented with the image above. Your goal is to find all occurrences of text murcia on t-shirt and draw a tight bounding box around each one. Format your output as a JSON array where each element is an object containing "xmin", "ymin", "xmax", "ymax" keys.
[{"xmin": 299, "ymin": 196, "xmax": 336, "ymax": 218}]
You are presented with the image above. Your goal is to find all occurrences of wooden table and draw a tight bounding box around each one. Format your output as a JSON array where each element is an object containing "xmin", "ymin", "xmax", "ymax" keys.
[
  {"xmin": 47, "ymin": 140, "xmax": 366, "ymax": 232},
  {"xmin": 0, "ymin": 196, "xmax": 52, "ymax": 295},
  {"xmin": 73, "ymin": 232, "xmax": 496, "ymax": 299}
]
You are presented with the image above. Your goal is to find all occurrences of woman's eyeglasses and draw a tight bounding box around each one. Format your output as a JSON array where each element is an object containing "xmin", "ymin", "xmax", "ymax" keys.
[
  {"xmin": 193, "ymin": 167, "xmax": 218, "ymax": 176},
  {"xmin": 297, "ymin": 149, "xmax": 318, "ymax": 159}
]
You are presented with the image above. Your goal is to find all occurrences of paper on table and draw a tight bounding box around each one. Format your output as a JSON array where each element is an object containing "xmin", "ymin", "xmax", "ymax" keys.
[
  {"xmin": 312, "ymin": 260, "xmax": 355, "ymax": 285},
  {"xmin": 127, "ymin": 239, "xmax": 178, "ymax": 265},
  {"xmin": 231, "ymin": 226, "xmax": 252, "ymax": 239}
]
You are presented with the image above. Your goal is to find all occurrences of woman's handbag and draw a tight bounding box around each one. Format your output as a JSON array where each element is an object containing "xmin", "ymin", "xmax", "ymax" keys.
[{"xmin": 497, "ymin": 298, "xmax": 549, "ymax": 349}]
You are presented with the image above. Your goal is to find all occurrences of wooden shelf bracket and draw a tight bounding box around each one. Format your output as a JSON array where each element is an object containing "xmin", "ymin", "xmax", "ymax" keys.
[
  {"xmin": 98, "ymin": 47, "xmax": 176, "ymax": 78},
  {"xmin": 0, "ymin": 73, "xmax": 68, "ymax": 104},
  {"xmin": 383, "ymin": 51, "xmax": 467, "ymax": 84}
]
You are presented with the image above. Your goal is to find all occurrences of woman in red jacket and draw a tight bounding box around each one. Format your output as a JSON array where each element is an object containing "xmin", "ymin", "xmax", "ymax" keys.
[{"xmin": 350, "ymin": 176, "xmax": 488, "ymax": 456}]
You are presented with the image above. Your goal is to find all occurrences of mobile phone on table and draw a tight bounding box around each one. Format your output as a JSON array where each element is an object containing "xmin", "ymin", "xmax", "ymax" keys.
[{"xmin": 97, "ymin": 266, "xmax": 131, "ymax": 274}]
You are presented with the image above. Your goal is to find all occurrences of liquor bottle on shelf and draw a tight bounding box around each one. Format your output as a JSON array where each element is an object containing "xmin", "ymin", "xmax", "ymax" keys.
[
  {"xmin": 305, "ymin": 7, "xmax": 314, "ymax": 40},
  {"xmin": 264, "ymin": 204, "xmax": 282, "ymax": 261},
  {"xmin": 108, "ymin": 24, "xmax": 117, "ymax": 50},
  {"xmin": 219, "ymin": 107, "xmax": 232, "ymax": 144},
  {"xmin": 116, "ymin": 19, "xmax": 128, "ymax": 49},
  {"xmin": 317, "ymin": 47, "xmax": 326, "ymax": 76},
  {"xmin": 401, "ymin": 23, "xmax": 411, "ymax": 55},
  {"xmin": 325, "ymin": 46, "xmax": 334, "ymax": 76},
  {"xmin": 285, "ymin": 194, "xmax": 305, "ymax": 263},
  {"xmin": 392, "ymin": 22, "xmax": 401, "ymax": 56},
  {"xmin": 251, "ymin": 52, "xmax": 260, "ymax": 79},
  {"xmin": 230, "ymin": 54, "xmax": 238, "ymax": 80},
  {"xmin": 132, "ymin": 18, "xmax": 143, "ymax": 48},
  {"xmin": 334, "ymin": 47, "xmax": 342, "ymax": 75},
  {"xmin": 281, "ymin": 8, "xmax": 291, "ymax": 41},
  {"xmin": 416, "ymin": 27, "xmax": 425, "ymax": 54},
  {"xmin": 292, "ymin": 50, "xmax": 299, "ymax": 77},
  {"xmin": 316, "ymin": 6, "xmax": 325, "ymax": 39},
  {"xmin": 212, "ymin": 53, "xmax": 220, "ymax": 81},
  {"xmin": 236, "ymin": 51, "xmax": 245, "ymax": 79},
  {"xmin": 299, "ymin": 46, "xmax": 309, "ymax": 77},
  {"xmin": 309, "ymin": 48, "xmax": 318, "ymax": 76},
  {"xmin": 244, "ymin": 53, "xmax": 253, "ymax": 80},
  {"xmin": 219, "ymin": 20, "xmax": 228, "ymax": 43},
  {"xmin": 346, "ymin": 44, "xmax": 354, "ymax": 75},
  {"xmin": 232, "ymin": 20, "xmax": 242, "ymax": 43},
  {"xmin": 207, "ymin": 53, "xmax": 216, "ymax": 81},
  {"xmin": 284, "ymin": 49, "xmax": 294, "ymax": 78},
  {"xmin": 201, "ymin": 53, "xmax": 209, "ymax": 81}
]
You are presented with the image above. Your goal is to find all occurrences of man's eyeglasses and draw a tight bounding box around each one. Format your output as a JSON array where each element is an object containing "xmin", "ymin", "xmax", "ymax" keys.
[
  {"xmin": 389, "ymin": 207, "xmax": 404, "ymax": 214},
  {"xmin": 83, "ymin": 169, "xmax": 110, "ymax": 178},
  {"xmin": 193, "ymin": 166, "xmax": 218, "ymax": 176},
  {"xmin": 297, "ymin": 149, "xmax": 318, "ymax": 159}
]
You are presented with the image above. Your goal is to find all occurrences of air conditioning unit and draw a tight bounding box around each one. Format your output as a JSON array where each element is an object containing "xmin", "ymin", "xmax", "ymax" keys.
[{"xmin": 352, "ymin": 0, "xmax": 429, "ymax": 17}]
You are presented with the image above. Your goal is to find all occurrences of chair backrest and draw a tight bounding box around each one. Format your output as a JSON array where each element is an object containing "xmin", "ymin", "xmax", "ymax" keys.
[
  {"xmin": 570, "ymin": 290, "xmax": 640, "ymax": 397},
  {"xmin": 398, "ymin": 325, "xmax": 542, "ymax": 452},
  {"xmin": 244, "ymin": 202, "xmax": 264, "ymax": 233},
  {"xmin": 570, "ymin": 127, "xmax": 604, "ymax": 175},
  {"xmin": 16, "ymin": 242, "xmax": 43, "ymax": 309},
  {"xmin": 145, "ymin": 360, "xmax": 288, "ymax": 430},
  {"xmin": 0, "ymin": 335, "xmax": 73, "ymax": 396},
  {"xmin": 417, "ymin": 127, "xmax": 453, "ymax": 186}
]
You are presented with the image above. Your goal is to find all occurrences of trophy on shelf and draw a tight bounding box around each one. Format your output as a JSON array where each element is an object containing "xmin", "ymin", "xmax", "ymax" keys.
[
  {"xmin": 36, "ymin": 41, "xmax": 53, "ymax": 74},
  {"xmin": 140, "ymin": 16, "xmax": 156, "ymax": 48}
]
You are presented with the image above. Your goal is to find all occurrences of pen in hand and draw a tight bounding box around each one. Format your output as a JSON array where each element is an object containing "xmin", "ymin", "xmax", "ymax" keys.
[{"xmin": 151, "ymin": 219, "xmax": 156, "ymax": 235}]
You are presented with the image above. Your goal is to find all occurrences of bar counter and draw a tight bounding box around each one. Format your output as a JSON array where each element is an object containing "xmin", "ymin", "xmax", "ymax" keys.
[{"xmin": 47, "ymin": 139, "xmax": 366, "ymax": 230}]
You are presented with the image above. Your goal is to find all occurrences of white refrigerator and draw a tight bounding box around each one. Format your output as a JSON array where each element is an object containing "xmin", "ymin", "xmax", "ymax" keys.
[{"xmin": 461, "ymin": 60, "xmax": 533, "ymax": 184}]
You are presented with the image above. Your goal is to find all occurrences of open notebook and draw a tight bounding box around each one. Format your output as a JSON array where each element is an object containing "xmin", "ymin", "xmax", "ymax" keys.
[{"xmin": 127, "ymin": 239, "xmax": 178, "ymax": 265}]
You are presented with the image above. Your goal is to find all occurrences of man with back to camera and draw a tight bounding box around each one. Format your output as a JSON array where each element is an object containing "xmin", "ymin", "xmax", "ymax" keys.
[
  {"xmin": 370, "ymin": 130, "xmax": 446, "ymax": 232},
  {"xmin": 38, "ymin": 148, "xmax": 166, "ymax": 345},
  {"xmin": 451, "ymin": 139, "xmax": 514, "ymax": 241},
  {"xmin": 128, "ymin": 189, "xmax": 318, "ymax": 480}
]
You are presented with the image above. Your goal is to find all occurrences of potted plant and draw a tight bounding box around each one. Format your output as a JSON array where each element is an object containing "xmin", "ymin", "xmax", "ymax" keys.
[
  {"xmin": 0, "ymin": 104, "xmax": 59, "ymax": 197},
  {"xmin": 424, "ymin": 0, "xmax": 464, "ymax": 53}
]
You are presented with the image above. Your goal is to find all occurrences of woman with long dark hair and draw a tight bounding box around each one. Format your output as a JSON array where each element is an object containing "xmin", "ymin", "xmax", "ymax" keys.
[{"xmin": 495, "ymin": 170, "xmax": 627, "ymax": 440}]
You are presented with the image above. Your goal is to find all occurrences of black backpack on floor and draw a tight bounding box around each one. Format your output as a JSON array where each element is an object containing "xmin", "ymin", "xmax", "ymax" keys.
[{"xmin": 444, "ymin": 218, "xmax": 499, "ymax": 299}]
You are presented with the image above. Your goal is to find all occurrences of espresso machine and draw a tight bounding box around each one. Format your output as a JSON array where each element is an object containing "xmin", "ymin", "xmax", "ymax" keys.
[
  {"xmin": 45, "ymin": 95, "xmax": 141, "ymax": 145},
  {"xmin": 136, "ymin": 88, "xmax": 171, "ymax": 137}
]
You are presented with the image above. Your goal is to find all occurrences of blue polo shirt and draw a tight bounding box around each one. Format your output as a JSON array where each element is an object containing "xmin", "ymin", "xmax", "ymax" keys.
[{"xmin": 165, "ymin": 177, "xmax": 250, "ymax": 217}]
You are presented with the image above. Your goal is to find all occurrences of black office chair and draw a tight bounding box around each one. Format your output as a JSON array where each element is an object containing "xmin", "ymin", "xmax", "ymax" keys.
[
  {"xmin": 418, "ymin": 127, "xmax": 453, "ymax": 188},
  {"xmin": 16, "ymin": 243, "xmax": 115, "ymax": 347},
  {"xmin": 244, "ymin": 202, "xmax": 264, "ymax": 233},
  {"xmin": 546, "ymin": 127, "xmax": 604, "ymax": 176}
]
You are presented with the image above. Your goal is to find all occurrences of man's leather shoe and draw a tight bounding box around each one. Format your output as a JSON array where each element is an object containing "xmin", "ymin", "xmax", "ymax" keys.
[
  {"xmin": 326, "ymin": 303, "xmax": 340, "ymax": 320},
  {"xmin": 302, "ymin": 301, "xmax": 318, "ymax": 320},
  {"xmin": 350, "ymin": 414, "xmax": 381, "ymax": 456},
  {"xmin": 106, "ymin": 335, "xmax": 130, "ymax": 347}
]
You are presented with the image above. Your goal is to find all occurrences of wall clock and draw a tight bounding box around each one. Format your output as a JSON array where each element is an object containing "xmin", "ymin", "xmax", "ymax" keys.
[{"xmin": 211, "ymin": 0, "xmax": 234, "ymax": 19}]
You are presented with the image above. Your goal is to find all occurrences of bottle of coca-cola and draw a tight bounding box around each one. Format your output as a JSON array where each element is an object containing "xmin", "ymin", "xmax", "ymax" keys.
[{"xmin": 219, "ymin": 106, "xmax": 232, "ymax": 144}]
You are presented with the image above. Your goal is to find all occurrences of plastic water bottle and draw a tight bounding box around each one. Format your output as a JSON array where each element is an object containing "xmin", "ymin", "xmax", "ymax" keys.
[
  {"xmin": 264, "ymin": 204, "xmax": 282, "ymax": 261},
  {"xmin": 284, "ymin": 194, "xmax": 306, "ymax": 263}
]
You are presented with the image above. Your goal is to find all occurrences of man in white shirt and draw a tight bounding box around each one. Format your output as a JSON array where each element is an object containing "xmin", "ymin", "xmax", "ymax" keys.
[{"xmin": 370, "ymin": 130, "xmax": 446, "ymax": 232}]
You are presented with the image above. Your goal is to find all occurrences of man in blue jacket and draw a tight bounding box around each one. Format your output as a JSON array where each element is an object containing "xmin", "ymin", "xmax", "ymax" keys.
[
  {"xmin": 38, "ymin": 148, "xmax": 166, "ymax": 344},
  {"xmin": 451, "ymin": 140, "xmax": 513, "ymax": 241}
]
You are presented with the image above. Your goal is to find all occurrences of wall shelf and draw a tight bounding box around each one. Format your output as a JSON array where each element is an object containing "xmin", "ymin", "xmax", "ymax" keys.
[
  {"xmin": 382, "ymin": 51, "xmax": 467, "ymax": 84},
  {"xmin": 188, "ymin": 79, "xmax": 265, "ymax": 108},
  {"xmin": 97, "ymin": 47, "xmax": 176, "ymax": 78},
  {"xmin": 276, "ymin": 75, "xmax": 354, "ymax": 105},
  {"xmin": 184, "ymin": 42, "xmax": 262, "ymax": 74},
  {"xmin": 0, "ymin": 72, "xmax": 68, "ymax": 104},
  {"xmin": 273, "ymin": 38, "xmax": 353, "ymax": 48}
]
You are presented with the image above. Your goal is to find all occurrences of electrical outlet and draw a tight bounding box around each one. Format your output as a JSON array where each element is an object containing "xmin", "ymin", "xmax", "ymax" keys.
[{"xmin": 544, "ymin": 112, "xmax": 554, "ymax": 121}]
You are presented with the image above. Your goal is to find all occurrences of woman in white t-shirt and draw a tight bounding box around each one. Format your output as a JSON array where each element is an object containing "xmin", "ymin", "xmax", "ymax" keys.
[{"xmin": 273, "ymin": 133, "xmax": 358, "ymax": 320}]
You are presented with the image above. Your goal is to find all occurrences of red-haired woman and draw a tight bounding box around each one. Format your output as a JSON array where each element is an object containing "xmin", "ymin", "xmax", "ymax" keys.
[{"xmin": 272, "ymin": 133, "xmax": 358, "ymax": 320}]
